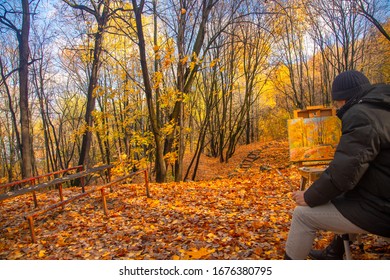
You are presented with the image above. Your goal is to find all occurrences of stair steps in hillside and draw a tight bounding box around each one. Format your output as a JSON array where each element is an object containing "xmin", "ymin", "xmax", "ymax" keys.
[{"xmin": 239, "ymin": 149, "xmax": 261, "ymax": 170}]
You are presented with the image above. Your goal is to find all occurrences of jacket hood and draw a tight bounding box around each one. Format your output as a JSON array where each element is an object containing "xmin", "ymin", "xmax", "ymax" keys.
[{"xmin": 360, "ymin": 84, "xmax": 390, "ymax": 108}]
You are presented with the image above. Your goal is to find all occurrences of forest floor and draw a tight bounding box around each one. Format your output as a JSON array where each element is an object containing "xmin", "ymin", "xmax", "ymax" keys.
[{"xmin": 0, "ymin": 140, "xmax": 389, "ymax": 260}]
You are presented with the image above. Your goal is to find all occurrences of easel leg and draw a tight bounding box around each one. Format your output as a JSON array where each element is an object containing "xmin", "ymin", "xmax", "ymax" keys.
[{"xmin": 300, "ymin": 176, "xmax": 307, "ymax": 191}]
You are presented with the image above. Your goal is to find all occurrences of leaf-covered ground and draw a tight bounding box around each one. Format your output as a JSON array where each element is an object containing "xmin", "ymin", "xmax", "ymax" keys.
[{"xmin": 0, "ymin": 141, "xmax": 389, "ymax": 259}]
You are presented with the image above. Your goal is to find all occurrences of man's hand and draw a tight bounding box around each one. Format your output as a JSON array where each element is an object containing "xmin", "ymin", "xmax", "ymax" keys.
[{"xmin": 292, "ymin": 191, "xmax": 308, "ymax": 206}]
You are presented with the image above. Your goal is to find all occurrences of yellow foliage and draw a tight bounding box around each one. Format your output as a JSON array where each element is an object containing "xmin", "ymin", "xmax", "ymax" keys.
[
  {"xmin": 258, "ymin": 110, "xmax": 289, "ymax": 142},
  {"xmin": 162, "ymin": 38, "xmax": 176, "ymax": 69},
  {"xmin": 92, "ymin": 85, "xmax": 104, "ymax": 98},
  {"xmin": 161, "ymin": 120, "xmax": 176, "ymax": 136},
  {"xmin": 180, "ymin": 55, "xmax": 189, "ymax": 65},
  {"xmin": 189, "ymin": 61, "xmax": 197, "ymax": 71},
  {"xmin": 159, "ymin": 88, "xmax": 179, "ymax": 109},
  {"xmin": 189, "ymin": 52, "xmax": 199, "ymax": 71},
  {"xmin": 164, "ymin": 151, "xmax": 177, "ymax": 165},
  {"xmin": 71, "ymin": 123, "xmax": 88, "ymax": 143},
  {"xmin": 259, "ymin": 82, "xmax": 276, "ymax": 108},
  {"xmin": 132, "ymin": 158, "xmax": 149, "ymax": 170},
  {"xmin": 209, "ymin": 58, "xmax": 219, "ymax": 68},
  {"xmin": 152, "ymin": 71, "xmax": 163, "ymax": 89}
]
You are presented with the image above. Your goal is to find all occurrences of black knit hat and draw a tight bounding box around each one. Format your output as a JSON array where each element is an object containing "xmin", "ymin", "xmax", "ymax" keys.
[{"xmin": 331, "ymin": 70, "xmax": 371, "ymax": 100}]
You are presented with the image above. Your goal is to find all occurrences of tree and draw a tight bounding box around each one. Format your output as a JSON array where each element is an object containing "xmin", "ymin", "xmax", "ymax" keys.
[
  {"xmin": 167, "ymin": 0, "xmax": 221, "ymax": 180},
  {"xmin": 130, "ymin": 0, "xmax": 224, "ymax": 181},
  {"xmin": 350, "ymin": 0, "xmax": 390, "ymax": 42},
  {"xmin": 61, "ymin": 0, "xmax": 118, "ymax": 168},
  {"xmin": 306, "ymin": 0, "xmax": 370, "ymax": 72},
  {"xmin": 130, "ymin": 0, "xmax": 167, "ymax": 182},
  {"xmin": 363, "ymin": 19, "xmax": 390, "ymax": 82},
  {"xmin": 0, "ymin": 0, "xmax": 34, "ymax": 178},
  {"xmin": 271, "ymin": 0, "xmax": 313, "ymax": 109},
  {"xmin": 0, "ymin": 52, "xmax": 20, "ymax": 180}
]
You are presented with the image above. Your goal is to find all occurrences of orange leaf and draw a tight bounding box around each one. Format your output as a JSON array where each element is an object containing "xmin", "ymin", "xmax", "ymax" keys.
[
  {"xmin": 38, "ymin": 250, "xmax": 46, "ymax": 258},
  {"xmin": 182, "ymin": 247, "xmax": 215, "ymax": 259}
]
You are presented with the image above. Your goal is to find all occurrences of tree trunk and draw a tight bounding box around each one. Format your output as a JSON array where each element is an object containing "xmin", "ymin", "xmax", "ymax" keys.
[
  {"xmin": 77, "ymin": 4, "xmax": 109, "ymax": 168},
  {"xmin": 132, "ymin": 0, "xmax": 167, "ymax": 182},
  {"xmin": 19, "ymin": 0, "xmax": 33, "ymax": 178}
]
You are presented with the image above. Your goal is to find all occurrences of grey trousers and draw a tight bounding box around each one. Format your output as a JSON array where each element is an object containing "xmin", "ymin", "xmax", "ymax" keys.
[{"xmin": 285, "ymin": 202, "xmax": 368, "ymax": 259}]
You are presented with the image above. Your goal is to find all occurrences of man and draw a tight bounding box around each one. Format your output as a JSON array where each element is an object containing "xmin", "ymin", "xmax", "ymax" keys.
[{"xmin": 285, "ymin": 70, "xmax": 390, "ymax": 260}]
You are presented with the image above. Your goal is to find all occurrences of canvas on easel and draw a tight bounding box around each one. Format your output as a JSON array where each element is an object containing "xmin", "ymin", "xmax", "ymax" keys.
[{"xmin": 288, "ymin": 106, "xmax": 341, "ymax": 165}]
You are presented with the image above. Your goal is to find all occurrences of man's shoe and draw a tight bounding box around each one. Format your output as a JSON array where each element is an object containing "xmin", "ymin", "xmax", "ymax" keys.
[
  {"xmin": 309, "ymin": 249, "xmax": 344, "ymax": 260},
  {"xmin": 309, "ymin": 235, "xmax": 345, "ymax": 260}
]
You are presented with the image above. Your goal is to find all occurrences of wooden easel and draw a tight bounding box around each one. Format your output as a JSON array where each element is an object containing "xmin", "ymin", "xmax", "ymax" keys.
[{"xmin": 288, "ymin": 106, "xmax": 341, "ymax": 190}]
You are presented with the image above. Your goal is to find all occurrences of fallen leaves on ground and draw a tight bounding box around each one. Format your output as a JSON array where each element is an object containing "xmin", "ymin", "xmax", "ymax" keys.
[{"xmin": 0, "ymin": 141, "xmax": 388, "ymax": 260}]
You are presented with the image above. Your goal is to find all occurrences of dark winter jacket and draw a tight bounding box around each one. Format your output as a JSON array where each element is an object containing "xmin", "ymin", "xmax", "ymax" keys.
[{"xmin": 304, "ymin": 84, "xmax": 390, "ymax": 237}]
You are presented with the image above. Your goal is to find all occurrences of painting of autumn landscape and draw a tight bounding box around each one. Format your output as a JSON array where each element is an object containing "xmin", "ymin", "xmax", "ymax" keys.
[{"xmin": 1, "ymin": 0, "xmax": 389, "ymax": 260}]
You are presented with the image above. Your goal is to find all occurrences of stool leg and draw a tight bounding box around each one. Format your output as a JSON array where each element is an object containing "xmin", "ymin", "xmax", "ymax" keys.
[{"xmin": 342, "ymin": 234, "xmax": 353, "ymax": 260}]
